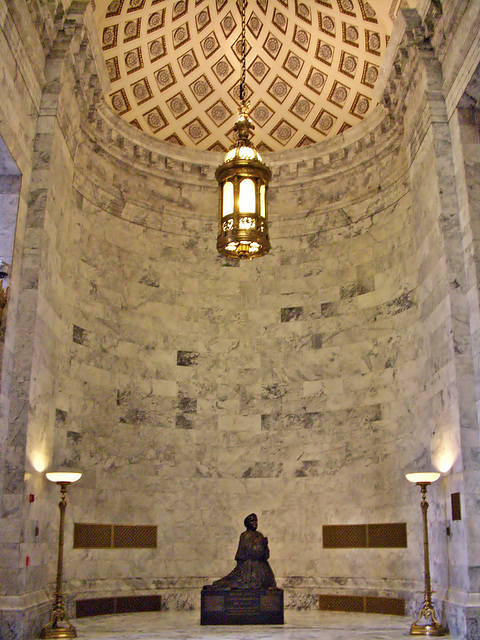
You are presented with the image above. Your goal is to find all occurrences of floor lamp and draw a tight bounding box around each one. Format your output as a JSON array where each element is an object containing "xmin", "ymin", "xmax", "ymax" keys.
[
  {"xmin": 40, "ymin": 471, "xmax": 82, "ymax": 639},
  {"xmin": 406, "ymin": 472, "xmax": 446, "ymax": 636}
]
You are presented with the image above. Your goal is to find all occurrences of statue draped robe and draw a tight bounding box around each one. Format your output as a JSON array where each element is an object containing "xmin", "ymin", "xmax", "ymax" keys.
[{"xmin": 212, "ymin": 529, "xmax": 277, "ymax": 590}]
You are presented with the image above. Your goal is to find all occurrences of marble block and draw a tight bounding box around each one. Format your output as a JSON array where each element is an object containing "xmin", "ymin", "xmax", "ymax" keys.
[{"xmin": 200, "ymin": 587, "xmax": 284, "ymax": 625}]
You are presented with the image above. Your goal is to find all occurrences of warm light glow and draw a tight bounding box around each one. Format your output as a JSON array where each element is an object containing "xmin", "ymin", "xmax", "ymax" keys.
[
  {"xmin": 434, "ymin": 453, "xmax": 456, "ymax": 474},
  {"xmin": 242, "ymin": 146, "xmax": 261, "ymax": 161},
  {"xmin": 406, "ymin": 472, "xmax": 441, "ymax": 484},
  {"xmin": 431, "ymin": 429, "xmax": 460, "ymax": 473},
  {"xmin": 223, "ymin": 182, "xmax": 234, "ymax": 216},
  {"xmin": 239, "ymin": 147, "xmax": 256, "ymax": 160},
  {"xmin": 46, "ymin": 471, "xmax": 82, "ymax": 484},
  {"xmin": 239, "ymin": 178, "xmax": 255, "ymax": 213},
  {"xmin": 225, "ymin": 240, "xmax": 261, "ymax": 255},
  {"xmin": 224, "ymin": 146, "xmax": 263, "ymax": 163},
  {"xmin": 260, "ymin": 185, "xmax": 265, "ymax": 217},
  {"xmin": 30, "ymin": 452, "xmax": 48, "ymax": 473},
  {"xmin": 237, "ymin": 241, "xmax": 257, "ymax": 254},
  {"xmin": 239, "ymin": 217, "xmax": 255, "ymax": 229}
]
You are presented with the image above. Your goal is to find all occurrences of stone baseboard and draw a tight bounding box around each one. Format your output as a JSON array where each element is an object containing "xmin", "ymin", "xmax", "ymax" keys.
[{"xmin": 0, "ymin": 600, "xmax": 51, "ymax": 640}]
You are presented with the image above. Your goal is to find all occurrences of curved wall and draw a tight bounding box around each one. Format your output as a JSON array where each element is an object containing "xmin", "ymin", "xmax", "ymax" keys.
[
  {"xmin": 3, "ymin": 3, "xmax": 480, "ymax": 639},
  {"xmin": 52, "ymin": 103, "xmax": 423, "ymax": 608}
]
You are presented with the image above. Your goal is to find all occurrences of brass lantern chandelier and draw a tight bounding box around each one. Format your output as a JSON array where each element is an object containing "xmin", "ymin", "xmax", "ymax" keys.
[{"xmin": 216, "ymin": 0, "xmax": 272, "ymax": 259}]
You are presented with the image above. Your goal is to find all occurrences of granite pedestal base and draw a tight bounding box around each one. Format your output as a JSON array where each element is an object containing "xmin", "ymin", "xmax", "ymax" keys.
[{"xmin": 201, "ymin": 587, "xmax": 284, "ymax": 625}]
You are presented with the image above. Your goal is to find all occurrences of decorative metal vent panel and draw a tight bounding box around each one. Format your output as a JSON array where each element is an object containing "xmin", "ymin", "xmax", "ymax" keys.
[
  {"xmin": 322, "ymin": 522, "xmax": 407, "ymax": 548},
  {"xmin": 73, "ymin": 523, "xmax": 157, "ymax": 548},
  {"xmin": 319, "ymin": 595, "xmax": 405, "ymax": 616}
]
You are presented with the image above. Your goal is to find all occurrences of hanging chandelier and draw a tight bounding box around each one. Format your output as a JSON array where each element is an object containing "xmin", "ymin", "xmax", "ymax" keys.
[{"xmin": 215, "ymin": 0, "xmax": 271, "ymax": 259}]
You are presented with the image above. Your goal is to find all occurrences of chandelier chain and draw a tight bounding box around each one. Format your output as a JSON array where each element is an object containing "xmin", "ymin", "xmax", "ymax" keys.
[{"xmin": 240, "ymin": 0, "xmax": 247, "ymax": 104}]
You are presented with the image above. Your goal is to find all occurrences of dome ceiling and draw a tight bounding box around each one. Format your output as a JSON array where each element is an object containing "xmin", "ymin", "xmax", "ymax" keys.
[{"xmin": 95, "ymin": 0, "xmax": 397, "ymax": 152}]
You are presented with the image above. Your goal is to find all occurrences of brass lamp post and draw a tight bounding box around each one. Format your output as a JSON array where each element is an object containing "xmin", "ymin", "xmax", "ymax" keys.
[
  {"xmin": 405, "ymin": 472, "xmax": 446, "ymax": 636},
  {"xmin": 215, "ymin": 0, "xmax": 271, "ymax": 259},
  {"xmin": 40, "ymin": 471, "xmax": 82, "ymax": 639}
]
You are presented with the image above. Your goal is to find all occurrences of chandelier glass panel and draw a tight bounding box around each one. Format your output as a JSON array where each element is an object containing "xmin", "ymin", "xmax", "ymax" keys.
[{"xmin": 215, "ymin": 0, "xmax": 271, "ymax": 259}]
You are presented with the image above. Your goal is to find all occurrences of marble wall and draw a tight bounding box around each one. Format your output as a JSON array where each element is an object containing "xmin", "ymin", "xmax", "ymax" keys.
[
  {"xmin": 448, "ymin": 102, "xmax": 480, "ymax": 640},
  {"xmin": 0, "ymin": 1, "xmax": 93, "ymax": 638},
  {"xmin": 53, "ymin": 102, "xmax": 419, "ymax": 614},
  {"xmin": 379, "ymin": 5, "xmax": 480, "ymax": 636},
  {"xmin": 1, "ymin": 1, "xmax": 480, "ymax": 639}
]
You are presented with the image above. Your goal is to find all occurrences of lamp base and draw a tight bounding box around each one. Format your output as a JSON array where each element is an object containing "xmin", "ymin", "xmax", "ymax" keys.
[
  {"xmin": 39, "ymin": 620, "xmax": 77, "ymax": 639},
  {"xmin": 410, "ymin": 621, "xmax": 446, "ymax": 636},
  {"xmin": 410, "ymin": 604, "xmax": 446, "ymax": 636}
]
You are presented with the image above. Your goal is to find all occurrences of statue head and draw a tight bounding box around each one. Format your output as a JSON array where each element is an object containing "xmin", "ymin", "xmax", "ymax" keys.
[{"xmin": 244, "ymin": 513, "xmax": 258, "ymax": 530}]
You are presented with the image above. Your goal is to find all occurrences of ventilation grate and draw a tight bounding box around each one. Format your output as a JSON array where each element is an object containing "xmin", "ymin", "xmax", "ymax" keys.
[
  {"xmin": 73, "ymin": 523, "xmax": 157, "ymax": 549},
  {"xmin": 322, "ymin": 522, "xmax": 407, "ymax": 548},
  {"xmin": 73, "ymin": 524, "xmax": 111, "ymax": 548},
  {"xmin": 76, "ymin": 595, "xmax": 161, "ymax": 618},
  {"xmin": 319, "ymin": 594, "xmax": 405, "ymax": 616}
]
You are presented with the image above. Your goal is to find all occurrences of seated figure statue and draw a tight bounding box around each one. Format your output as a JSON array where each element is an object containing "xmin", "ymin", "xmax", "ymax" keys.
[{"xmin": 211, "ymin": 513, "xmax": 277, "ymax": 590}]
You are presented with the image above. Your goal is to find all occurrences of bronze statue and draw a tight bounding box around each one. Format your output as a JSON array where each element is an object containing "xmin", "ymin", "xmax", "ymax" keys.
[{"xmin": 211, "ymin": 513, "xmax": 277, "ymax": 590}]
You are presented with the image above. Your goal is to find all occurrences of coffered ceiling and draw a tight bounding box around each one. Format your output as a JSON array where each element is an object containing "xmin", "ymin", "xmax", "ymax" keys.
[{"xmin": 94, "ymin": 0, "xmax": 399, "ymax": 152}]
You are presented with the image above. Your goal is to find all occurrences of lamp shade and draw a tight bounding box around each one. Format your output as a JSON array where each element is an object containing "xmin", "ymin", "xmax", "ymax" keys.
[
  {"xmin": 405, "ymin": 472, "xmax": 441, "ymax": 484},
  {"xmin": 46, "ymin": 471, "xmax": 82, "ymax": 484}
]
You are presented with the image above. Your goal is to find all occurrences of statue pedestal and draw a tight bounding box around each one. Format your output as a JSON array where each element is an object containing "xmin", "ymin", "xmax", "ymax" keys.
[{"xmin": 200, "ymin": 587, "xmax": 284, "ymax": 625}]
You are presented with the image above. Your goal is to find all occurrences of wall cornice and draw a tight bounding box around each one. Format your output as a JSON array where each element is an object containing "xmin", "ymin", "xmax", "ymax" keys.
[{"xmin": 79, "ymin": 98, "xmax": 403, "ymax": 191}]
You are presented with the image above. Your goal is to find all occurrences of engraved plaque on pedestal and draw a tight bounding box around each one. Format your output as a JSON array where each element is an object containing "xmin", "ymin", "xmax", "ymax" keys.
[{"xmin": 201, "ymin": 588, "xmax": 284, "ymax": 625}]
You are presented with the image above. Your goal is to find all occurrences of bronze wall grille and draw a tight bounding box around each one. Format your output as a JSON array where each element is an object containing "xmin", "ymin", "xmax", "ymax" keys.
[
  {"xmin": 73, "ymin": 523, "xmax": 111, "ymax": 548},
  {"xmin": 113, "ymin": 524, "xmax": 157, "ymax": 548},
  {"xmin": 76, "ymin": 595, "xmax": 161, "ymax": 618},
  {"xmin": 319, "ymin": 594, "xmax": 405, "ymax": 616},
  {"xmin": 73, "ymin": 523, "xmax": 157, "ymax": 548},
  {"xmin": 322, "ymin": 523, "xmax": 407, "ymax": 548}
]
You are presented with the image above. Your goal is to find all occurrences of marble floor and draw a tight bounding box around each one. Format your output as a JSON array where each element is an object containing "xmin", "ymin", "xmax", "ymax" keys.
[{"xmin": 74, "ymin": 609, "xmax": 456, "ymax": 639}]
